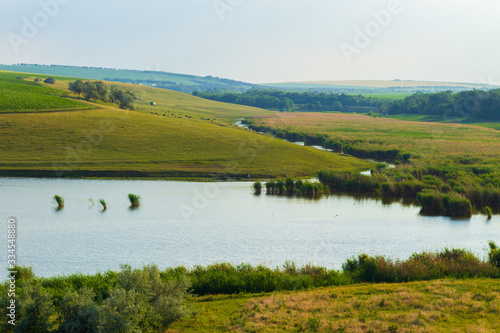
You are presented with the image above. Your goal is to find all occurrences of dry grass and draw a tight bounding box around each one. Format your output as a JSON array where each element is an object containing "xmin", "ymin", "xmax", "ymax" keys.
[
  {"xmin": 235, "ymin": 279, "xmax": 500, "ymax": 332},
  {"xmin": 167, "ymin": 279, "xmax": 500, "ymax": 332}
]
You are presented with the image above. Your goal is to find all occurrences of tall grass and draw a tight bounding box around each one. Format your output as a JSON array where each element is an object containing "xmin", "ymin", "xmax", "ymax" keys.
[
  {"xmin": 128, "ymin": 194, "xmax": 141, "ymax": 207},
  {"xmin": 53, "ymin": 195, "xmax": 64, "ymax": 208},
  {"xmin": 263, "ymin": 177, "xmax": 330, "ymax": 197},
  {"xmin": 99, "ymin": 199, "xmax": 107, "ymax": 210},
  {"xmin": 253, "ymin": 181, "xmax": 262, "ymax": 195}
]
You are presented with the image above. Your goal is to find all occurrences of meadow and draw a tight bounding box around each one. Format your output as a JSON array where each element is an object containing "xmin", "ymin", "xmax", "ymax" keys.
[
  {"xmin": 0, "ymin": 72, "xmax": 91, "ymax": 112},
  {"xmin": 245, "ymin": 112, "xmax": 500, "ymax": 215},
  {"xmin": 0, "ymin": 71, "xmax": 370, "ymax": 179}
]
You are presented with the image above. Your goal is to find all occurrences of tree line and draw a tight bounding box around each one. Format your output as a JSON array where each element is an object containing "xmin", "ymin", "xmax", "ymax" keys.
[
  {"xmin": 68, "ymin": 80, "xmax": 136, "ymax": 110},
  {"xmin": 382, "ymin": 89, "xmax": 500, "ymax": 120},
  {"xmin": 193, "ymin": 89, "xmax": 379, "ymax": 111}
]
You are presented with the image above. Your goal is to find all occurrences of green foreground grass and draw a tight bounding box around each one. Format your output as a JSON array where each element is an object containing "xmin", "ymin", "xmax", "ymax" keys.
[
  {"xmin": 169, "ymin": 279, "xmax": 500, "ymax": 332},
  {"xmin": 0, "ymin": 71, "xmax": 370, "ymax": 178}
]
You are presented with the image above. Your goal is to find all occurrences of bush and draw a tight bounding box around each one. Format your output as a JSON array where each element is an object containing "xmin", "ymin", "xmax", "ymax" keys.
[
  {"xmin": 17, "ymin": 283, "xmax": 57, "ymax": 333},
  {"xmin": 488, "ymin": 241, "xmax": 500, "ymax": 268},
  {"xmin": 343, "ymin": 248, "xmax": 499, "ymax": 283},
  {"xmin": 484, "ymin": 206, "xmax": 492, "ymax": 220},
  {"xmin": 44, "ymin": 77, "xmax": 56, "ymax": 84},
  {"xmin": 57, "ymin": 288, "xmax": 100, "ymax": 333},
  {"xmin": 253, "ymin": 182, "xmax": 262, "ymax": 194},
  {"xmin": 99, "ymin": 199, "xmax": 107, "ymax": 210},
  {"xmin": 54, "ymin": 195, "xmax": 64, "ymax": 208},
  {"xmin": 128, "ymin": 194, "xmax": 141, "ymax": 207}
]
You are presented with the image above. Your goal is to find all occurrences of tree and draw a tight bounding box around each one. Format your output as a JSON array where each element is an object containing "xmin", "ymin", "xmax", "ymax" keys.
[
  {"xmin": 44, "ymin": 77, "xmax": 56, "ymax": 84},
  {"xmin": 68, "ymin": 80, "xmax": 84, "ymax": 98},
  {"xmin": 332, "ymin": 101, "xmax": 343, "ymax": 111},
  {"xmin": 82, "ymin": 81, "xmax": 98, "ymax": 101},
  {"xmin": 94, "ymin": 81, "xmax": 108, "ymax": 101}
]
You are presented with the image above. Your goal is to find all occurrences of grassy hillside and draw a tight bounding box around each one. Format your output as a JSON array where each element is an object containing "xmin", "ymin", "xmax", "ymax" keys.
[
  {"xmin": 168, "ymin": 279, "xmax": 500, "ymax": 332},
  {"xmin": 0, "ymin": 64, "xmax": 255, "ymax": 93},
  {"xmin": 0, "ymin": 72, "xmax": 92, "ymax": 113},
  {"xmin": 0, "ymin": 71, "xmax": 371, "ymax": 178}
]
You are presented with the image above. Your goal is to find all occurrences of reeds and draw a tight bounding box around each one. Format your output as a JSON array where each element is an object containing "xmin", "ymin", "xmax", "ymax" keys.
[
  {"xmin": 54, "ymin": 195, "xmax": 64, "ymax": 209},
  {"xmin": 253, "ymin": 182, "xmax": 262, "ymax": 195},
  {"xmin": 99, "ymin": 199, "xmax": 107, "ymax": 211},
  {"xmin": 128, "ymin": 194, "xmax": 141, "ymax": 207}
]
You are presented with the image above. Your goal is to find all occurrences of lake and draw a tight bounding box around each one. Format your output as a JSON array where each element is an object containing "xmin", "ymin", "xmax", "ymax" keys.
[{"xmin": 1, "ymin": 177, "xmax": 498, "ymax": 277}]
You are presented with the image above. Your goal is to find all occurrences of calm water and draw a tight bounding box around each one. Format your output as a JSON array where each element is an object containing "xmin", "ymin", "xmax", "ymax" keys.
[{"xmin": 1, "ymin": 177, "xmax": 498, "ymax": 277}]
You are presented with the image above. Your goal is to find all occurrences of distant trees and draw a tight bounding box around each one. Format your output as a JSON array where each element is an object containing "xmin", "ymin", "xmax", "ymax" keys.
[
  {"xmin": 385, "ymin": 89, "xmax": 500, "ymax": 120},
  {"xmin": 194, "ymin": 89, "xmax": 378, "ymax": 111},
  {"xmin": 44, "ymin": 77, "xmax": 56, "ymax": 84},
  {"xmin": 68, "ymin": 80, "xmax": 135, "ymax": 110}
]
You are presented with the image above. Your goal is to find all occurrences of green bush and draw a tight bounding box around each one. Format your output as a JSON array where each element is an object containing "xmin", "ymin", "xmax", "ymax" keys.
[
  {"xmin": 253, "ymin": 182, "xmax": 262, "ymax": 194},
  {"xmin": 488, "ymin": 241, "xmax": 500, "ymax": 268},
  {"xmin": 54, "ymin": 195, "xmax": 64, "ymax": 208},
  {"xmin": 128, "ymin": 194, "xmax": 141, "ymax": 207}
]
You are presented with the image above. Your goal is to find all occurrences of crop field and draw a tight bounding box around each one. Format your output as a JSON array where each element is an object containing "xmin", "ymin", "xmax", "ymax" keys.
[
  {"xmin": 245, "ymin": 112, "xmax": 500, "ymax": 214},
  {"xmin": 0, "ymin": 72, "xmax": 91, "ymax": 112},
  {"xmin": 0, "ymin": 73, "xmax": 370, "ymax": 178},
  {"xmin": 359, "ymin": 92, "xmax": 413, "ymax": 100},
  {"xmin": 168, "ymin": 279, "xmax": 500, "ymax": 332}
]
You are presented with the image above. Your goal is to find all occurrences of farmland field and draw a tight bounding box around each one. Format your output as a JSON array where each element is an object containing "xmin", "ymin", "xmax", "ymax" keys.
[{"xmin": 0, "ymin": 72, "xmax": 92, "ymax": 112}]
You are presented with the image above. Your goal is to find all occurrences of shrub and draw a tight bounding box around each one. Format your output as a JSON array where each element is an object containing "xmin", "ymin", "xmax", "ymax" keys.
[
  {"xmin": 128, "ymin": 194, "xmax": 141, "ymax": 207},
  {"xmin": 44, "ymin": 77, "xmax": 56, "ymax": 84},
  {"xmin": 16, "ymin": 283, "xmax": 57, "ymax": 333},
  {"xmin": 265, "ymin": 180, "xmax": 276, "ymax": 194},
  {"xmin": 54, "ymin": 195, "xmax": 64, "ymax": 208},
  {"xmin": 484, "ymin": 206, "xmax": 492, "ymax": 220},
  {"xmin": 57, "ymin": 288, "xmax": 100, "ymax": 333},
  {"xmin": 99, "ymin": 199, "xmax": 107, "ymax": 211},
  {"xmin": 253, "ymin": 182, "xmax": 262, "ymax": 194},
  {"xmin": 488, "ymin": 241, "xmax": 500, "ymax": 268}
]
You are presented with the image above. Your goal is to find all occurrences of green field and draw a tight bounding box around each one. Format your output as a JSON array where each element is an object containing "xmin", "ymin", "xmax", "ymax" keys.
[
  {"xmin": 359, "ymin": 92, "xmax": 413, "ymax": 100},
  {"xmin": 0, "ymin": 72, "xmax": 92, "ymax": 112},
  {"xmin": 0, "ymin": 71, "xmax": 371, "ymax": 178}
]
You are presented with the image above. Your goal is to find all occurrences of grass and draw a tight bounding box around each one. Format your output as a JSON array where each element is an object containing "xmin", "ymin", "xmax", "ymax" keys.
[
  {"xmin": 0, "ymin": 73, "xmax": 371, "ymax": 179},
  {"xmin": 53, "ymin": 195, "xmax": 64, "ymax": 208},
  {"xmin": 128, "ymin": 193, "xmax": 141, "ymax": 206},
  {"xmin": 246, "ymin": 112, "xmax": 500, "ymax": 214},
  {"xmin": 167, "ymin": 279, "xmax": 500, "ymax": 332},
  {"xmin": 0, "ymin": 72, "xmax": 92, "ymax": 113},
  {"xmin": 99, "ymin": 199, "xmax": 107, "ymax": 210}
]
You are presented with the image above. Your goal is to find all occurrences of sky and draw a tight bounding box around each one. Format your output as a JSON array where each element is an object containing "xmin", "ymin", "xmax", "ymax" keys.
[{"xmin": 1, "ymin": 0, "xmax": 500, "ymax": 84}]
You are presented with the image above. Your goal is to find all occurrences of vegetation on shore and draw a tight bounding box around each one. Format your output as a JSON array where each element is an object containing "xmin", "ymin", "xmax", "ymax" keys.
[
  {"xmin": 2, "ymin": 244, "xmax": 499, "ymax": 332},
  {"xmin": 262, "ymin": 177, "xmax": 330, "ymax": 197},
  {"xmin": 245, "ymin": 113, "xmax": 500, "ymax": 216}
]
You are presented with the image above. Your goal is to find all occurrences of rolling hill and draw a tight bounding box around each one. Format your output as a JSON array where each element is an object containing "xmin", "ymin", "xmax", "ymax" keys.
[{"xmin": 0, "ymin": 70, "xmax": 371, "ymax": 179}]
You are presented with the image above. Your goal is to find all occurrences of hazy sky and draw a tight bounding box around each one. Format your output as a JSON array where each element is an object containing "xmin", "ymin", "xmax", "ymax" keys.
[{"xmin": 1, "ymin": 0, "xmax": 499, "ymax": 84}]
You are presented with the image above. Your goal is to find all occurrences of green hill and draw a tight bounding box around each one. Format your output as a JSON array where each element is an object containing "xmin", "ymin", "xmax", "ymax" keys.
[
  {"xmin": 0, "ymin": 71, "xmax": 371, "ymax": 179},
  {"xmin": 0, "ymin": 72, "xmax": 92, "ymax": 113},
  {"xmin": 0, "ymin": 64, "xmax": 256, "ymax": 93}
]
